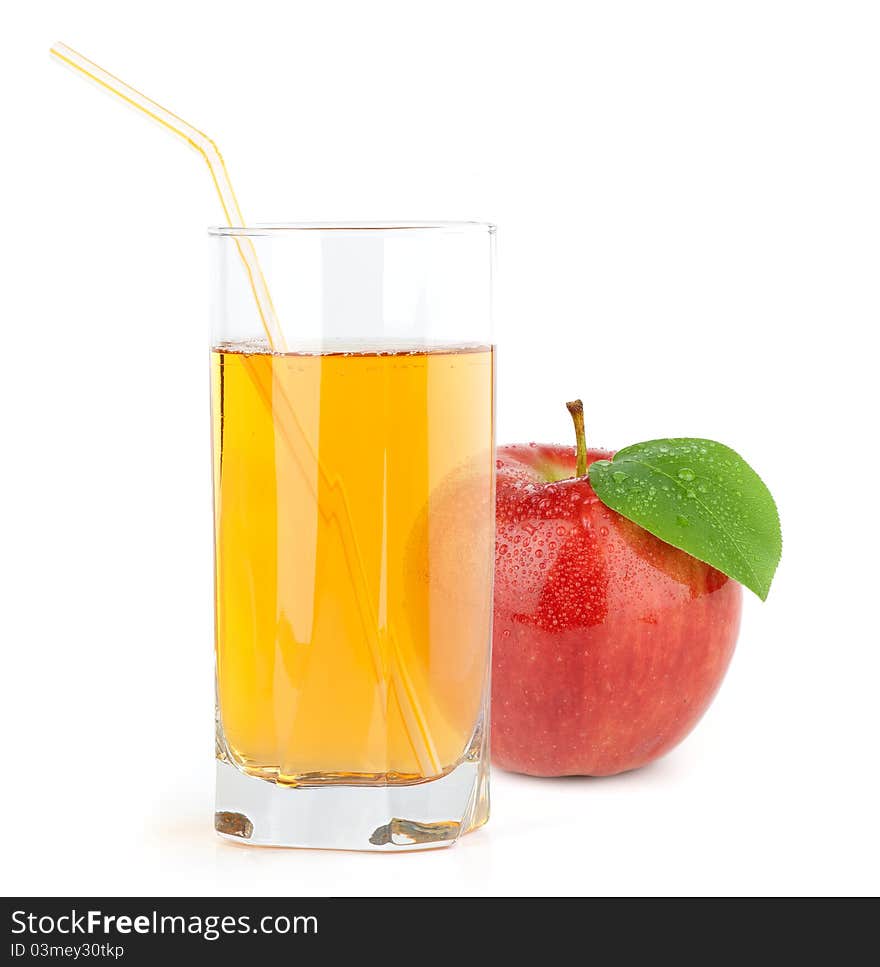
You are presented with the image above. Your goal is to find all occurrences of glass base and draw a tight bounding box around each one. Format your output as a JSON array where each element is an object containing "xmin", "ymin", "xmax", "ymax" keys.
[{"xmin": 214, "ymin": 754, "xmax": 489, "ymax": 851}]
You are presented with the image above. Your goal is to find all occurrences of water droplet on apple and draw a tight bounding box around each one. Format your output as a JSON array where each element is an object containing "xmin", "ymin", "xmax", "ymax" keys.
[
  {"xmin": 499, "ymin": 544, "xmax": 508, "ymax": 555},
  {"xmin": 678, "ymin": 468, "xmax": 695, "ymax": 482},
  {"xmin": 556, "ymin": 526, "xmax": 567, "ymax": 536}
]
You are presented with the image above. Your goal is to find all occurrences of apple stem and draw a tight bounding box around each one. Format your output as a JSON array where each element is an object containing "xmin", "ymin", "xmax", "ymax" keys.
[{"xmin": 566, "ymin": 399, "xmax": 588, "ymax": 477}]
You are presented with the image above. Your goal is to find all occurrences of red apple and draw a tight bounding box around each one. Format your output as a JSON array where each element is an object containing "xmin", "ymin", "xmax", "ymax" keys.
[{"xmin": 492, "ymin": 441, "xmax": 742, "ymax": 777}]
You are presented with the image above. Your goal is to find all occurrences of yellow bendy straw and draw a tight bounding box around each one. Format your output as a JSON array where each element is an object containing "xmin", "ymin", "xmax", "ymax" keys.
[
  {"xmin": 49, "ymin": 41, "xmax": 285, "ymax": 351},
  {"xmin": 50, "ymin": 41, "xmax": 442, "ymax": 776}
]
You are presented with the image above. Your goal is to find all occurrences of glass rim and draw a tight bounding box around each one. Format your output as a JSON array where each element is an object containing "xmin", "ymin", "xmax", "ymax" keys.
[{"xmin": 209, "ymin": 220, "xmax": 495, "ymax": 237}]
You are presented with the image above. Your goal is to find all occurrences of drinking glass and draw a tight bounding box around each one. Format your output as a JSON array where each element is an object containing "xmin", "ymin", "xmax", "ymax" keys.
[{"xmin": 210, "ymin": 222, "xmax": 495, "ymax": 850}]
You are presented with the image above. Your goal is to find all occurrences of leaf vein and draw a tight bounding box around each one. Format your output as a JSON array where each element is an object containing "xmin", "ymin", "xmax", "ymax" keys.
[{"xmin": 621, "ymin": 457, "xmax": 764, "ymax": 592}]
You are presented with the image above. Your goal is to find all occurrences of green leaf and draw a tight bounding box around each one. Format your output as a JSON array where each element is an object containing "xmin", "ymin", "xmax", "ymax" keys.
[{"xmin": 588, "ymin": 439, "xmax": 781, "ymax": 599}]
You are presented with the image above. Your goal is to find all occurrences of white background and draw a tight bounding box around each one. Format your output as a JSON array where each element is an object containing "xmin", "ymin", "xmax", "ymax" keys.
[{"xmin": 2, "ymin": 0, "xmax": 878, "ymax": 897}]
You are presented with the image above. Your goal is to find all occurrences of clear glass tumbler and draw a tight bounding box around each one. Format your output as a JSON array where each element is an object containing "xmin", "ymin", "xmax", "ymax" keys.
[{"xmin": 210, "ymin": 223, "xmax": 495, "ymax": 850}]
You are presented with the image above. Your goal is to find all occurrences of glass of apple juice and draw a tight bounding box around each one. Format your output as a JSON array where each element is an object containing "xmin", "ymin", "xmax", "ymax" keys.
[{"xmin": 210, "ymin": 223, "xmax": 495, "ymax": 850}]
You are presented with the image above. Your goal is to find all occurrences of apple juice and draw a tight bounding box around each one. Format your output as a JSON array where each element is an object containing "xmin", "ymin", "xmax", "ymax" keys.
[{"xmin": 211, "ymin": 342, "xmax": 494, "ymax": 786}]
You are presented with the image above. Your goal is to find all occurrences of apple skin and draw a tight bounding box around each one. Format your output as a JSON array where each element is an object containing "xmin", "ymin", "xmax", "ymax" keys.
[{"xmin": 491, "ymin": 443, "xmax": 743, "ymax": 777}]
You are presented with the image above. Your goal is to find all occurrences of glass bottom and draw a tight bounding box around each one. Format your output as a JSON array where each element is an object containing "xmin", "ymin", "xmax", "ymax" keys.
[{"xmin": 214, "ymin": 752, "xmax": 489, "ymax": 852}]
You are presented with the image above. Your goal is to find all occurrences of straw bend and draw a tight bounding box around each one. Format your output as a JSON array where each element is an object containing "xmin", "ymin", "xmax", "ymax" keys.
[{"xmin": 49, "ymin": 41, "xmax": 285, "ymax": 351}]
